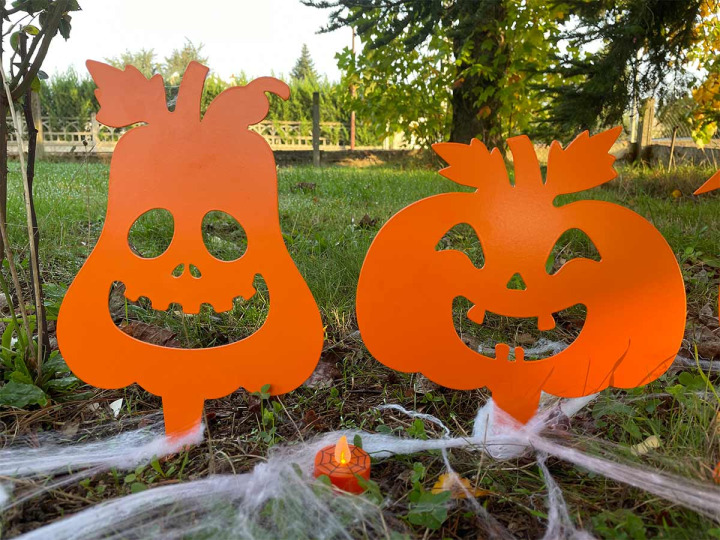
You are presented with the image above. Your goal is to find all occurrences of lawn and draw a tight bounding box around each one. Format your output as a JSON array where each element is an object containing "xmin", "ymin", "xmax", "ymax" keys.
[{"xmin": 1, "ymin": 158, "xmax": 719, "ymax": 538}]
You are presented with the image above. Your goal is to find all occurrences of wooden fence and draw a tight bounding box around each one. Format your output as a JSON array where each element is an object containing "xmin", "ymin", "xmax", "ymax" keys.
[{"xmin": 6, "ymin": 113, "xmax": 388, "ymax": 156}]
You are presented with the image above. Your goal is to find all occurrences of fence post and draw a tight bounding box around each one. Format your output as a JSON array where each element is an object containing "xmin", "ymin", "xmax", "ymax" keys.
[
  {"xmin": 31, "ymin": 91, "xmax": 44, "ymax": 159},
  {"xmin": 635, "ymin": 98, "xmax": 655, "ymax": 162},
  {"xmin": 312, "ymin": 92, "xmax": 320, "ymax": 167},
  {"xmin": 667, "ymin": 126, "xmax": 678, "ymax": 171},
  {"xmin": 91, "ymin": 112, "xmax": 99, "ymax": 146}
]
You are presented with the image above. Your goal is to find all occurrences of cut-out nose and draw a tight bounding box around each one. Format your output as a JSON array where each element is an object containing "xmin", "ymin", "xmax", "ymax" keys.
[
  {"xmin": 172, "ymin": 264, "xmax": 185, "ymax": 277},
  {"xmin": 506, "ymin": 273, "xmax": 527, "ymax": 290}
]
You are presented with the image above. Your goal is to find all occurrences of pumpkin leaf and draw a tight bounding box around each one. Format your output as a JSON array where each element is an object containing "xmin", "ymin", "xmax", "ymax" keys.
[
  {"xmin": 432, "ymin": 139, "xmax": 508, "ymax": 189},
  {"xmin": 546, "ymin": 126, "xmax": 622, "ymax": 195},
  {"xmin": 86, "ymin": 60, "xmax": 167, "ymax": 128}
]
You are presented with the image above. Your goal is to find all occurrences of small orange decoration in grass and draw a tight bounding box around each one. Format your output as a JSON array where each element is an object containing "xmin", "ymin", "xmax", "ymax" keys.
[
  {"xmin": 356, "ymin": 127, "xmax": 686, "ymax": 424},
  {"xmin": 57, "ymin": 61, "xmax": 324, "ymax": 437},
  {"xmin": 314, "ymin": 435, "xmax": 371, "ymax": 494}
]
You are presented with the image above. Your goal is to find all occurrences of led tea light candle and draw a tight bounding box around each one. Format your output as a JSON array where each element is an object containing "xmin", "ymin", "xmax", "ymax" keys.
[{"xmin": 313, "ymin": 435, "xmax": 371, "ymax": 494}]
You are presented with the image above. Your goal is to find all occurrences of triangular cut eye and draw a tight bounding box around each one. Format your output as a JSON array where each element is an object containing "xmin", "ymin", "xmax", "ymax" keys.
[
  {"xmin": 435, "ymin": 223, "xmax": 485, "ymax": 269},
  {"xmin": 506, "ymin": 273, "xmax": 527, "ymax": 290},
  {"xmin": 545, "ymin": 228, "xmax": 601, "ymax": 275}
]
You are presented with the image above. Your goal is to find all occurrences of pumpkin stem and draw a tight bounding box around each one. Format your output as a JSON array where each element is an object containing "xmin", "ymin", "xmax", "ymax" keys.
[
  {"xmin": 162, "ymin": 391, "xmax": 205, "ymax": 438},
  {"xmin": 507, "ymin": 135, "xmax": 543, "ymax": 189},
  {"xmin": 174, "ymin": 61, "xmax": 210, "ymax": 123}
]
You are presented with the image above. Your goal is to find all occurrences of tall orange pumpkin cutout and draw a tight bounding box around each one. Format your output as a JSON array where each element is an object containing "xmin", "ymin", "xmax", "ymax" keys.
[
  {"xmin": 356, "ymin": 127, "xmax": 686, "ymax": 423},
  {"xmin": 57, "ymin": 61, "xmax": 324, "ymax": 437}
]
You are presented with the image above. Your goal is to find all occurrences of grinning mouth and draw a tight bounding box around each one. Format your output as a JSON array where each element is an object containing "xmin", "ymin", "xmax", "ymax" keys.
[
  {"xmin": 108, "ymin": 276, "xmax": 269, "ymax": 348},
  {"xmin": 455, "ymin": 299, "xmax": 586, "ymax": 361}
]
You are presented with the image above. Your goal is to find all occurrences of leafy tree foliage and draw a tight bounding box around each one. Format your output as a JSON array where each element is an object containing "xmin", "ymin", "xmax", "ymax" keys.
[
  {"xmin": 291, "ymin": 44, "xmax": 318, "ymax": 83},
  {"xmin": 688, "ymin": 0, "xmax": 720, "ymax": 144},
  {"xmin": 305, "ymin": 0, "xmax": 565, "ymax": 147},
  {"xmin": 544, "ymin": 0, "xmax": 707, "ymax": 137},
  {"xmin": 106, "ymin": 48, "xmax": 159, "ymax": 78},
  {"xmin": 39, "ymin": 44, "xmax": 380, "ymax": 146},
  {"xmin": 162, "ymin": 39, "xmax": 208, "ymax": 84},
  {"xmin": 40, "ymin": 66, "xmax": 96, "ymax": 126}
]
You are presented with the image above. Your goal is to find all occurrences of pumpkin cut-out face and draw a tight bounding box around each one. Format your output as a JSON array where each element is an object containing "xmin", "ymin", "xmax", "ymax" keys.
[
  {"xmin": 356, "ymin": 128, "xmax": 687, "ymax": 423},
  {"xmin": 57, "ymin": 61, "xmax": 324, "ymax": 436}
]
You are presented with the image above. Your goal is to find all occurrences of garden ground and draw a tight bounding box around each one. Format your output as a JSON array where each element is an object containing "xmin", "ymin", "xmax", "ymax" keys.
[{"xmin": 0, "ymin": 159, "xmax": 719, "ymax": 538}]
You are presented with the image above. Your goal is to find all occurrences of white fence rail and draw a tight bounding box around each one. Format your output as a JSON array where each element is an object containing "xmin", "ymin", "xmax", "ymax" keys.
[{"xmin": 7, "ymin": 114, "xmax": 384, "ymax": 155}]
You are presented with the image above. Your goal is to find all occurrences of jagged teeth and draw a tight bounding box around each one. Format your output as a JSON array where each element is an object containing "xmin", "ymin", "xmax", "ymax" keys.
[
  {"xmin": 467, "ymin": 306, "xmax": 485, "ymax": 324},
  {"xmin": 537, "ymin": 313, "xmax": 556, "ymax": 331},
  {"xmin": 211, "ymin": 298, "xmax": 234, "ymax": 313},
  {"xmin": 239, "ymin": 284, "xmax": 257, "ymax": 301},
  {"xmin": 150, "ymin": 299, "xmax": 169, "ymax": 311},
  {"xmin": 494, "ymin": 343, "xmax": 510, "ymax": 361}
]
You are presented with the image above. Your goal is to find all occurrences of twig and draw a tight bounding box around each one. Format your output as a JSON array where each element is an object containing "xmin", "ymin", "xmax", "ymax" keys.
[{"xmin": 0, "ymin": 48, "xmax": 43, "ymax": 373}]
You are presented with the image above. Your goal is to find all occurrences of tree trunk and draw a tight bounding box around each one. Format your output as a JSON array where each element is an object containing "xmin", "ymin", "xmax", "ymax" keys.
[{"xmin": 449, "ymin": 1, "xmax": 507, "ymax": 148}]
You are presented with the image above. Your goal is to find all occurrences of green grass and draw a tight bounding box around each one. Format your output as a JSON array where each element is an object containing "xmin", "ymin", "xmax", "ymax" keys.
[{"xmin": 1, "ymin": 159, "xmax": 719, "ymax": 538}]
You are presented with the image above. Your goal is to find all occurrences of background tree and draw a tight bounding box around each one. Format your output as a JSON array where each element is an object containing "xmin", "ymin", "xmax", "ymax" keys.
[
  {"xmin": 541, "ymin": 0, "xmax": 707, "ymax": 138},
  {"xmin": 305, "ymin": 0, "xmax": 565, "ymax": 147},
  {"xmin": 688, "ymin": 0, "xmax": 720, "ymax": 145},
  {"xmin": 106, "ymin": 48, "xmax": 159, "ymax": 78},
  {"xmin": 40, "ymin": 66, "xmax": 97, "ymax": 126},
  {"xmin": 291, "ymin": 43, "xmax": 318, "ymax": 83},
  {"xmin": 162, "ymin": 39, "xmax": 208, "ymax": 84}
]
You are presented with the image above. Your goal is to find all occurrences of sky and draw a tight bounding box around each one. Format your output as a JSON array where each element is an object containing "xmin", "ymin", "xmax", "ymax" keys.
[{"xmin": 41, "ymin": 0, "xmax": 353, "ymax": 82}]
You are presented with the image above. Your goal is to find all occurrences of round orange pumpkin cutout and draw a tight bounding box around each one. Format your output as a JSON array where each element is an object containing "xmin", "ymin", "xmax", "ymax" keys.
[
  {"xmin": 356, "ymin": 128, "xmax": 687, "ymax": 423},
  {"xmin": 57, "ymin": 61, "xmax": 324, "ymax": 436}
]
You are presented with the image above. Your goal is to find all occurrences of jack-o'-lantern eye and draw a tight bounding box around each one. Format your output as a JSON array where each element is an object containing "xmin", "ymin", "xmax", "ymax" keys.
[
  {"xmin": 435, "ymin": 223, "xmax": 485, "ymax": 268},
  {"xmin": 128, "ymin": 208, "xmax": 174, "ymax": 258},
  {"xmin": 202, "ymin": 211, "xmax": 248, "ymax": 262},
  {"xmin": 545, "ymin": 228, "xmax": 601, "ymax": 275}
]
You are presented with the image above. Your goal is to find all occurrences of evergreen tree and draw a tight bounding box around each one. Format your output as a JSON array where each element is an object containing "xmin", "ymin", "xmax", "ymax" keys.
[{"xmin": 291, "ymin": 44, "xmax": 318, "ymax": 83}]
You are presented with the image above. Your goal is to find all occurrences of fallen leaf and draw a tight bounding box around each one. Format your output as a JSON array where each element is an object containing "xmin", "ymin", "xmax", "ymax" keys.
[
  {"xmin": 356, "ymin": 214, "xmax": 379, "ymax": 229},
  {"xmin": 414, "ymin": 374, "xmax": 438, "ymax": 395},
  {"xmin": 631, "ymin": 435, "xmax": 661, "ymax": 456},
  {"xmin": 671, "ymin": 189, "xmax": 682, "ymax": 199},
  {"xmin": 431, "ymin": 472, "xmax": 490, "ymax": 499},
  {"xmin": 120, "ymin": 322, "xmax": 182, "ymax": 348},
  {"xmin": 302, "ymin": 356, "xmax": 341, "ymax": 389}
]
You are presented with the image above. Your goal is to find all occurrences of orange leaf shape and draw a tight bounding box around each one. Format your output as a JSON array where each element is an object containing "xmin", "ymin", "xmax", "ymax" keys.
[
  {"xmin": 546, "ymin": 126, "xmax": 622, "ymax": 195},
  {"xmin": 433, "ymin": 139, "xmax": 508, "ymax": 189},
  {"xmin": 87, "ymin": 60, "xmax": 169, "ymax": 127},
  {"xmin": 694, "ymin": 170, "xmax": 720, "ymax": 195}
]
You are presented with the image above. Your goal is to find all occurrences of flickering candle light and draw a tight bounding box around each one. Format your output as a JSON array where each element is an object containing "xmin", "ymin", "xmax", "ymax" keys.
[{"xmin": 313, "ymin": 435, "xmax": 371, "ymax": 494}]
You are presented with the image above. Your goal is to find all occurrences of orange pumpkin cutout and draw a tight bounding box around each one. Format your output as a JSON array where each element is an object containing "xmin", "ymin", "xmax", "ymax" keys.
[
  {"xmin": 694, "ymin": 170, "xmax": 720, "ymax": 323},
  {"xmin": 57, "ymin": 61, "xmax": 324, "ymax": 437},
  {"xmin": 356, "ymin": 128, "xmax": 686, "ymax": 424}
]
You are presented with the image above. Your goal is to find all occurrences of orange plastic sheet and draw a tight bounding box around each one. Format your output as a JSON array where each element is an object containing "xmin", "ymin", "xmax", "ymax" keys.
[
  {"xmin": 356, "ymin": 128, "xmax": 687, "ymax": 423},
  {"xmin": 57, "ymin": 61, "xmax": 324, "ymax": 437}
]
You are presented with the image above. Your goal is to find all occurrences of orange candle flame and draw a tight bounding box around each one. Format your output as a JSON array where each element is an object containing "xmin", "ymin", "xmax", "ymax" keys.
[{"xmin": 334, "ymin": 435, "xmax": 351, "ymax": 465}]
